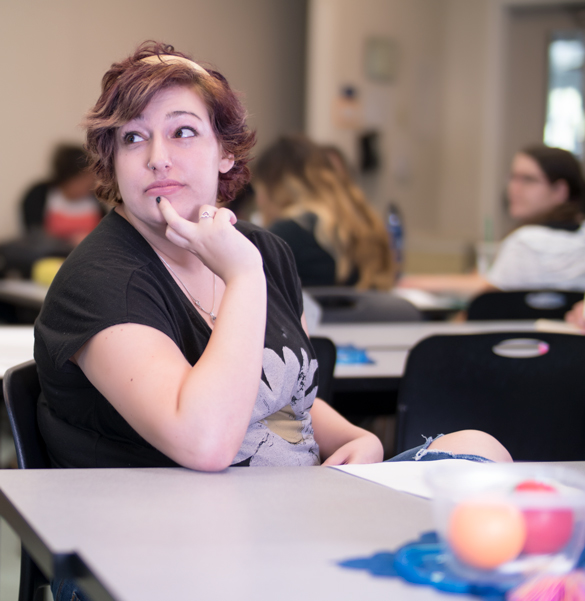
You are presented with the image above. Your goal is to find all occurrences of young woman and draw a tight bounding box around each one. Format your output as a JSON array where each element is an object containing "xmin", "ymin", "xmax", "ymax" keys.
[
  {"xmin": 35, "ymin": 41, "xmax": 510, "ymax": 601},
  {"xmin": 253, "ymin": 135, "xmax": 395, "ymax": 290},
  {"xmin": 21, "ymin": 144, "xmax": 103, "ymax": 245},
  {"xmin": 398, "ymin": 144, "xmax": 585, "ymax": 294}
]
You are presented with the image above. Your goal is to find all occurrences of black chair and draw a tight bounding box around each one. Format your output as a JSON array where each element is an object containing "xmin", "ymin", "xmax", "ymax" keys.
[
  {"xmin": 303, "ymin": 286, "xmax": 422, "ymax": 323},
  {"xmin": 467, "ymin": 289, "xmax": 584, "ymax": 321},
  {"xmin": 3, "ymin": 360, "xmax": 50, "ymax": 601},
  {"xmin": 395, "ymin": 331, "xmax": 585, "ymax": 461},
  {"xmin": 310, "ymin": 336, "xmax": 337, "ymax": 406}
]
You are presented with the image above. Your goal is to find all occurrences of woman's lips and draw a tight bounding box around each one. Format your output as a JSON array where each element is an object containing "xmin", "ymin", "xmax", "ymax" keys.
[{"xmin": 145, "ymin": 180, "xmax": 184, "ymax": 196}]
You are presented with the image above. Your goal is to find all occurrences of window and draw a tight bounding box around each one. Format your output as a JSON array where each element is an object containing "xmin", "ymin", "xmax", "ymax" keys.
[{"xmin": 544, "ymin": 32, "xmax": 585, "ymax": 157}]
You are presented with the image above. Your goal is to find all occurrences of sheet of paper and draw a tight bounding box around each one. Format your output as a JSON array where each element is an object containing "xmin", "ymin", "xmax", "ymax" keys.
[{"xmin": 331, "ymin": 459, "xmax": 478, "ymax": 499}]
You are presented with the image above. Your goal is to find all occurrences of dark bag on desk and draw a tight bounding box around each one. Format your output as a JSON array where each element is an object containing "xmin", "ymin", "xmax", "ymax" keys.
[{"xmin": 0, "ymin": 230, "xmax": 73, "ymax": 279}]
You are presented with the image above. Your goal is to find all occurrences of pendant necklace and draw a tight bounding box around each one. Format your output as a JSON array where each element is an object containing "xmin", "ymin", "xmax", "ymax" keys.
[{"xmin": 157, "ymin": 253, "xmax": 217, "ymax": 323}]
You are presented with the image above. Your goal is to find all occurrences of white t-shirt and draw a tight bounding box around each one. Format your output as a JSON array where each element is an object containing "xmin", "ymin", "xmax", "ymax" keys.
[{"xmin": 487, "ymin": 223, "xmax": 585, "ymax": 291}]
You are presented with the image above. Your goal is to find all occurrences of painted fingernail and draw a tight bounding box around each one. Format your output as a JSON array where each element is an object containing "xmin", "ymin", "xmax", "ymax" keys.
[{"xmin": 156, "ymin": 197, "xmax": 161, "ymax": 204}]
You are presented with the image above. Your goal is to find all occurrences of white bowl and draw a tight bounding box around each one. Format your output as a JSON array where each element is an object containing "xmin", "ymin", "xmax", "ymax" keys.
[{"xmin": 426, "ymin": 462, "xmax": 585, "ymax": 586}]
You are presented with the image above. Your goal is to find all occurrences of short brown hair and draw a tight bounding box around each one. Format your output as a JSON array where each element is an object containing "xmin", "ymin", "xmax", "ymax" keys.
[{"xmin": 85, "ymin": 41, "xmax": 256, "ymax": 205}]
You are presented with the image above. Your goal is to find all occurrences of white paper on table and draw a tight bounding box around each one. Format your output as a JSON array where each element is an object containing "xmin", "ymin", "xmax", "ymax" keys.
[{"xmin": 330, "ymin": 459, "xmax": 477, "ymax": 499}]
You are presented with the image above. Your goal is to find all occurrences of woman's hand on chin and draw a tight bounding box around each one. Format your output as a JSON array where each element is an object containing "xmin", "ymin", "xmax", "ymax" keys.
[{"xmin": 156, "ymin": 197, "xmax": 263, "ymax": 283}]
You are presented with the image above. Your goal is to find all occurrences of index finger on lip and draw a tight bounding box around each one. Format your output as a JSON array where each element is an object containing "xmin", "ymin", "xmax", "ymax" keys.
[
  {"xmin": 156, "ymin": 197, "xmax": 190, "ymax": 233},
  {"xmin": 156, "ymin": 196, "xmax": 175, "ymax": 218}
]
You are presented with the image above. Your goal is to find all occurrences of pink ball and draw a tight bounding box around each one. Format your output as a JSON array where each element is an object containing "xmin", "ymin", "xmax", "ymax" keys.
[
  {"xmin": 515, "ymin": 480, "xmax": 574, "ymax": 554},
  {"xmin": 522, "ymin": 508, "xmax": 573, "ymax": 554}
]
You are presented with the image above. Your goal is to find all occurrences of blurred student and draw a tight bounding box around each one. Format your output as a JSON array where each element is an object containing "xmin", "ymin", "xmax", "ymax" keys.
[
  {"xmin": 253, "ymin": 135, "xmax": 394, "ymax": 289},
  {"xmin": 398, "ymin": 144, "xmax": 585, "ymax": 294},
  {"xmin": 21, "ymin": 144, "xmax": 105, "ymax": 246}
]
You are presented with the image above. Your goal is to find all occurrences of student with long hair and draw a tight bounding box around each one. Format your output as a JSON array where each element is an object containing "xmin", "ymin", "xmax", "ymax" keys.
[{"xmin": 253, "ymin": 135, "xmax": 395, "ymax": 290}]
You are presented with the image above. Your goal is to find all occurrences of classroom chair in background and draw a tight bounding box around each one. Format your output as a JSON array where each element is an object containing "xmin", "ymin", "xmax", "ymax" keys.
[
  {"xmin": 3, "ymin": 360, "xmax": 50, "ymax": 601},
  {"xmin": 395, "ymin": 331, "xmax": 585, "ymax": 462},
  {"xmin": 310, "ymin": 337, "xmax": 337, "ymax": 406},
  {"xmin": 467, "ymin": 289, "xmax": 583, "ymax": 321},
  {"xmin": 303, "ymin": 287, "xmax": 422, "ymax": 323}
]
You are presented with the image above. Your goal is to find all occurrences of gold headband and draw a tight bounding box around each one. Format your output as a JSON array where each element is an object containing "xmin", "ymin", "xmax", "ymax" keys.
[{"xmin": 140, "ymin": 54, "xmax": 208, "ymax": 76}]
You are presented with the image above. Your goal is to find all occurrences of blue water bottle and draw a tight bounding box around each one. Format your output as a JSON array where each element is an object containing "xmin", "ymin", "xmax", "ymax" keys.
[{"xmin": 387, "ymin": 203, "xmax": 404, "ymax": 279}]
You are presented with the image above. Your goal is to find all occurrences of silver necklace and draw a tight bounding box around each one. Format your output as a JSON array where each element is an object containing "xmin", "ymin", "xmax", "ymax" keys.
[{"xmin": 157, "ymin": 253, "xmax": 217, "ymax": 323}]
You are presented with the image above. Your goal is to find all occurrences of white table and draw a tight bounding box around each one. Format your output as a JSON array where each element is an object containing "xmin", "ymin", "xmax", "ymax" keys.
[
  {"xmin": 312, "ymin": 320, "xmax": 539, "ymax": 381},
  {"xmin": 0, "ymin": 280, "xmax": 48, "ymax": 310},
  {"xmin": 1, "ymin": 463, "xmax": 583, "ymax": 601},
  {"xmin": 0, "ymin": 326, "xmax": 34, "ymax": 379},
  {"xmin": 0, "ymin": 465, "xmax": 500, "ymax": 601},
  {"xmin": 0, "ymin": 321, "xmax": 541, "ymax": 383}
]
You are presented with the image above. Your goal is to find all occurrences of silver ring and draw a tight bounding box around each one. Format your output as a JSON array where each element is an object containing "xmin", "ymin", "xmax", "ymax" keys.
[{"xmin": 200, "ymin": 211, "xmax": 213, "ymax": 219}]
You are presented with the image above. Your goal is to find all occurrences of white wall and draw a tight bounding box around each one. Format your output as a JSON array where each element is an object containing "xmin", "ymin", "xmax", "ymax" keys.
[
  {"xmin": 306, "ymin": 0, "xmax": 446, "ymax": 231},
  {"xmin": 307, "ymin": 0, "xmax": 585, "ymax": 273},
  {"xmin": 0, "ymin": 0, "xmax": 306, "ymax": 240}
]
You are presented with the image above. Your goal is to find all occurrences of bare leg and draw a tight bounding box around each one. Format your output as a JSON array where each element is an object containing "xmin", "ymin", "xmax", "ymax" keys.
[{"xmin": 428, "ymin": 430, "xmax": 513, "ymax": 463}]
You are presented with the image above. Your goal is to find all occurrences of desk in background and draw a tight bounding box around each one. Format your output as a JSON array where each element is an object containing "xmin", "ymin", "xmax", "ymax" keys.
[
  {"xmin": 0, "ymin": 321, "xmax": 539, "ymax": 383},
  {"xmin": 0, "ymin": 280, "xmax": 47, "ymax": 310},
  {"xmin": 0, "ymin": 280, "xmax": 47, "ymax": 324},
  {"xmin": 0, "ymin": 326, "xmax": 34, "ymax": 379},
  {"xmin": 311, "ymin": 320, "xmax": 539, "ymax": 414},
  {"xmin": 391, "ymin": 287, "xmax": 470, "ymax": 320}
]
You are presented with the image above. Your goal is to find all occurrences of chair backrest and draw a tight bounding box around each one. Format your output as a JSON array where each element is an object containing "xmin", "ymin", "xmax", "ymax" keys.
[
  {"xmin": 310, "ymin": 336, "xmax": 337, "ymax": 405},
  {"xmin": 395, "ymin": 331, "xmax": 585, "ymax": 461},
  {"xmin": 2, "ymin": 360, "xmax": 51, "ymax": 469},
  {"xmin": 2, "ymin": 360, "xmax": 51, "ymax": 601},
  {"xmin": 467, "ymin": 290, "xmax": 584, "ymax": 321},
  {"xmin": 304, "ymin": 286, "xmax": 422, "ymax": 323}
]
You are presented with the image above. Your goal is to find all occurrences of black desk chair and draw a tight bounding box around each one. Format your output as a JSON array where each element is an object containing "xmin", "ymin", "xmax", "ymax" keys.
[
  {"xmin": 304, "ymin": 286, "xmax": 422, "ymax": 323},
  {"xmin": 3, "ymin": 360, "xmax": 50, "ymax": 601},
  {"xmin": 310, "ymin": 336, "xmax": 337, "ymax": 406},
  {"xmin": 467, "ymin": 289, "xmax": 583, "ymax": 321},
  {"xmin": 395, "ymin": 332, "xmax": 585, "ymax": 461}
]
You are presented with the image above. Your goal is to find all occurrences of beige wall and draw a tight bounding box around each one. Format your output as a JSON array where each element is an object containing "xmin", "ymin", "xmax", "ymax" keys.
[
  {"xmin": 306, "ymin": 0, "xmax": 482, "ymax": 272},
  {"xmin": 307, "ymin": 0, "xmax": 446, "ymax": 230},
  {"xmin": 0, "ymin": 0, "xmax": 306, "ymax": 240},
  {"xmin": 307, "ymin": 0, "xmax": 585, "ymax": 273}
]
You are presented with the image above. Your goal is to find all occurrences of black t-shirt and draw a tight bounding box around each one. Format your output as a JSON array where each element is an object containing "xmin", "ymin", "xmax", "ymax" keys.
[
  {"xmin": 269, "ymin": 213, "xmax": 358, "ymax": 287},
  {"xmin": 35, "ymin": 210, "xmax": 320, "ymax": 468}
]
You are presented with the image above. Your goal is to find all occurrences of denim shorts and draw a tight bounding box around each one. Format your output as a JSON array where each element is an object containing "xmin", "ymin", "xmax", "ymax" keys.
[
  {"xmin": 387, "ymin": 434, "xmax": 494, "ymax": 463},
  {"xmin": 51, "ymin": 578, "xmax": 87, "ymax": 601}
]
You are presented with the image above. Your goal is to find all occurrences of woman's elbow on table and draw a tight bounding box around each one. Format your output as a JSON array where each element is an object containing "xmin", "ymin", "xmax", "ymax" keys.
[{"xmin": 169, "ymin": 436, "xmax": 238, "ymax": 472}]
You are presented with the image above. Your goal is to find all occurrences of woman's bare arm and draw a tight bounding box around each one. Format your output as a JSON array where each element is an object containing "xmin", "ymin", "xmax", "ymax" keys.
[
  {"xmin": 301, "ymin": 314, "xmax": 383, "ymax": 465},
  {"xmin": 310, "ymin": 399, "xmax": 383, "ymax": 465}
]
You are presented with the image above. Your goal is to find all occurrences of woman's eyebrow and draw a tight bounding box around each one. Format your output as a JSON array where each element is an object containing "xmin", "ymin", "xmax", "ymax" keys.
[{"xmin": 167, "ymin": 110, "xmax": 202, "ymax": 121}]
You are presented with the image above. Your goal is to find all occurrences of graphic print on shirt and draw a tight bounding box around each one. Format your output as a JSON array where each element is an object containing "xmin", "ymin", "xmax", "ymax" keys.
[{"xmin": 232, "ymin": 345, "xmax": 320, "ymax": 466}]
